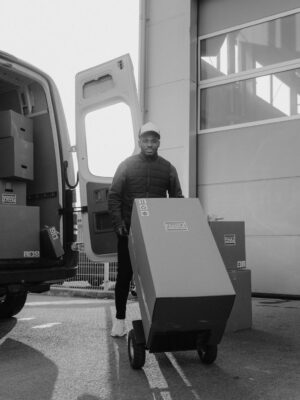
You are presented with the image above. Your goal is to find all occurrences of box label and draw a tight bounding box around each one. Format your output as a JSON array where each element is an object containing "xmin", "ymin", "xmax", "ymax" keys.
[
  {"xmin": 24, "ymin": 250, "xmax": 40, "ymax": 258},
  {"xmin": 224, "ymin": 233, "xmax": 236, "ymax": 246},
  {"xmin": 49, "ymin": 226, "xmax": 59, "ymax": 240},
  {"xmin": 138, "ymin": 199, "xmax": 149, "ymax": 216},
  {"xmin": 237, "ymin": 260, "xmax": 246, "ymax": 269},
  {"xmin": 164, "ymin": 221, "xmax": 189, "ymax": 232},
  {"xmin": 2, "ymin": 192, "xmax": 16, "ymax": 204}
]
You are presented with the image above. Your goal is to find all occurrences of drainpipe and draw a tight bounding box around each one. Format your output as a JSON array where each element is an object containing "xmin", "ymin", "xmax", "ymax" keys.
[{"xmin": 138, "ymin": 0, "xmax": 146, "ymax": 124}]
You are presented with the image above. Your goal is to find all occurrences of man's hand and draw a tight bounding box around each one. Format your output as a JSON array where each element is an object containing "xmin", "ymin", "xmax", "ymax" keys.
[{"xmin": 117, "ymin": 224, "xmax": 128, "ymax": 237}]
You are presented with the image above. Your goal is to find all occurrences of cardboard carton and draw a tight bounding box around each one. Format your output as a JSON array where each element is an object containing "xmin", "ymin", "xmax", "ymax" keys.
[
  {"xmin": 129, "ymin": 198, "xmax": 235, "ymax": 352},
  {"xmin": 209, "ymin": 221, "xmax": 246, "ymax": 270},
  {"xmin": 0, "ymin": 109, "xmax": 33, "ymax": 141},
  {"xmin": 40, "ymin": 226, "xmax": 64, "ymax": 259},
  {"xmin": 0, "ymin": 136, "xmax": 34, "ymax": 180},
  {"xmin": 0, "ymin": 179, "xmax": 27, "ymax": 205},
  {"xmin": 226, "ymin": 269, "xmax": 252, "ymax": 332},
  {"xmin": 0, "ymin": 205, "xmax": 40, "ymax": 259}
]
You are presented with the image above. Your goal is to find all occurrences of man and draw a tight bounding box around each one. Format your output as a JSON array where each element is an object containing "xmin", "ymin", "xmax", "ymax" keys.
[{"xmin": 108, "ymin": 121, "xmax": 183, "ymax": 337}]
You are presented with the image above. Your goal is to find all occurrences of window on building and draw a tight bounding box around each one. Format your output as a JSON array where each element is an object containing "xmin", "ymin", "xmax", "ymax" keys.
[
  {"xmin": 200, "ymin": 12, "xmax": 300, "ymax": 80},
  {"xmin": 199, "ymin": 10, "xmax": 300, "ymax": 131},
  {"xmin": 200, "ymin": 68, "xmax": 300, "ymax": 129}
]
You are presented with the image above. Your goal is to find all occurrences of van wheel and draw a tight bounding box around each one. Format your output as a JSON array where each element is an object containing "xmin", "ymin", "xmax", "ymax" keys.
[
  {"xmin": 128, "ymin": 329, "xmax": 146, "ymax": 369},
  {"xmin": 0, "ymin": 291, "xmax": 28, "ymax": 318},
  {"xmin": 197, "ymin": 344, "xmax": 218, "ymax": 364}
]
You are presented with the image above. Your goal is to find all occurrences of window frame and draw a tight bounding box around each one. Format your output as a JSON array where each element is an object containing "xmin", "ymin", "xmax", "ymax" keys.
[{"xmin": 198, "ymin": 8, "xmax": 300, "ymax": 134}]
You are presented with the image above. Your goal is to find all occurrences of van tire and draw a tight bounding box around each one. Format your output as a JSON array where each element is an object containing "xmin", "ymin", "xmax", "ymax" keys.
[{"xmin": 0, "ymin": 291, "xmax": 28, "ymax": 318}]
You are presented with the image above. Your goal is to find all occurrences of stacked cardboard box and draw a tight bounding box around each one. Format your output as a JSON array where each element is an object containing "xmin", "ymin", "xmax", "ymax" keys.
[
  {"xmin": 0, "ymin": 179, "xmax": 26, "ymax": 205},
  {"xmin": 209, "ymin": 221, "xmax": 252, "ymax": 331},
  {"xmin": 0, "ymin": 110, "xmax": 39, "ymax": 259},
  {"xmin": 0, "ymin": 109, "xmax": 34, "ymax": 180},
  {"xmin": 0, "ymin": 205, "xmax": 40, "ymax": 259},
  {"xmin": 209, "ymin": 221, "xmax": 246, "ymax": 270}
]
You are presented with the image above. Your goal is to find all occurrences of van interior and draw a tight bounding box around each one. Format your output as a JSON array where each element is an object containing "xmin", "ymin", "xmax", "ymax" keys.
[{"xmin": 0, "ymin": 62, "xmax": 65, "ymax": 264}]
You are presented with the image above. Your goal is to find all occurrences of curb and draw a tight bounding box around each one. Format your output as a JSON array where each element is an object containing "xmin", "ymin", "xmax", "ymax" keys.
[{"xmin": 47, "ymin": 286, "xmax": 136, "ymax": 300}]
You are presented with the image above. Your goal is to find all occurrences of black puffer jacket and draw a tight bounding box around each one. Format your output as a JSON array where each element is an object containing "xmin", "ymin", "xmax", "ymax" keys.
[{"xmin": 108, "ymin": 152, "xmax": 183, "ymax": 232}]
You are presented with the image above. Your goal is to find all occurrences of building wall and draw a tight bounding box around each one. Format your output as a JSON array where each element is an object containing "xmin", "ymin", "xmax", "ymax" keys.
[
  {"xmin": 140, "ymin": 0, "xmax": 300, "ymax": 295},
  {"xmin": 198, "ymin": 121, "xmax": 300, "ymax": 295},
  {"xmin": 139, "ymin": 0, "xmax": 198, "ymax": 197},
  {"xmin": 198, "ymin": 0, "xmax": 300, "ymax": 295}
]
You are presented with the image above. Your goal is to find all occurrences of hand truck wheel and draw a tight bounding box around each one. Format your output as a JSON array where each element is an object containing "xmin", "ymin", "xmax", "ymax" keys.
[
  {"xmin": 197, "ymin": 344, "xmax": 218, "ymax": 364},
  {"xmin": 128, "ymin": 328, "xmax": 146, "ymax": 369}
]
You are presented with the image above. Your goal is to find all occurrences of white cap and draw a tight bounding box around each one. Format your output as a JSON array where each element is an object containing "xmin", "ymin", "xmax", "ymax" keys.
[{"xmin": 139, "ymin": 121, "xmax": 160, "ymax": 139}]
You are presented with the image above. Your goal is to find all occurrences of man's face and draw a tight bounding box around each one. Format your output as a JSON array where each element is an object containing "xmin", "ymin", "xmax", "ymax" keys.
[{"xmin": 139, "ymin": 133, "xmax": 160, "ymax": 156}]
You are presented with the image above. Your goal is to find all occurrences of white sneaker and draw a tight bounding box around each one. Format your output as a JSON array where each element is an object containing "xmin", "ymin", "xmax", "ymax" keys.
[{"xmin": 111, "ymin": 319, "xmax": 127, "ymax": 337}]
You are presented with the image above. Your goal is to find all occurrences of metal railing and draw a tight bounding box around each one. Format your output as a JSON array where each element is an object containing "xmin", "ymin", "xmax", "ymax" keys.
[
  {"xmin": 53, "ymin": 250, "xmax": 118, "ymax": 292},
  {"xmin": 52, "ymin": 223, "xmax": 136, "ymax": 294}
]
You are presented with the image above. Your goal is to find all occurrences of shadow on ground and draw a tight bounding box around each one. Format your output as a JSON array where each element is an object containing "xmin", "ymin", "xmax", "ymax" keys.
[
  {"xmin": 0, "ymin": 338, "xmax": 58, "ymax": 400},
  {"xmin": 102, "ymin": 299, "xmax": 300, "ymax": 400}
]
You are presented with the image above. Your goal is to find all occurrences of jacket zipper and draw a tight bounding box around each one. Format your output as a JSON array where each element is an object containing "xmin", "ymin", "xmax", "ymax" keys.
[{"xmin": 146, "ymin": 162, "xmax": 150, "ymax": 197}]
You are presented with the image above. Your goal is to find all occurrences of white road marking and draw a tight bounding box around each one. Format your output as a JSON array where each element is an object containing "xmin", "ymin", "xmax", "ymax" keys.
[
  {"xmin": 18, "ymin": 317, "xmax": 36, "ymax": 321},
  {"xmin": 32, "ymin": 322, "xmax": 62, "ymax": 329},
  {"xmin": 160, "ymin": 391, "xmax": 173, "ymax": 400},
  {"xmin": 26, "ymin": 299, "xmax": 112, "ymax": 306},
  {"xmin": 245, "ymin": 365, "xmax": 272, "ymax": 374},
  {"xmin": 165, "ymin": 352, "xmax": 192, "ymax": 387},
  {"xmin": 143, "ymin": 354, "xmax": 168, "ymax": 389}
]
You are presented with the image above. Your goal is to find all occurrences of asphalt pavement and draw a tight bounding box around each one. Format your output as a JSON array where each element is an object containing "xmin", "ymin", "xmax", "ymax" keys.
[{"xmin": 0, "ymin": 294, "xmax": 299, "ymax": 400}]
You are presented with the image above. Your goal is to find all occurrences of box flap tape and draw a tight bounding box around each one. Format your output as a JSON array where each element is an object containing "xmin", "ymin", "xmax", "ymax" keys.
[{"xmin": 129, "ymin": 198, "xmax": 235, "ymax": 350}]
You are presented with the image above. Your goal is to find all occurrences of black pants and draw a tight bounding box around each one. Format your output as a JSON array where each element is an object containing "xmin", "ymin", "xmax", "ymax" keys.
[{"xmin": 115, "ymin": 235, "xmax": 133, "ymax": 319}]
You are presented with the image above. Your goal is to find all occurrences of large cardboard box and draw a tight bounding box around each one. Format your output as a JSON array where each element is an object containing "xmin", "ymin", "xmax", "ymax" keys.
[
  {"xmin": 0, "ymin": 136, "xmax": 34, "ymax": 180},
  {"xmin": 0, "ymin": 205, "xmax": 40, "ymax": 259},
  {"xmin": 209, "ymin": 221, "xmax": 246, "ymax": 270},
  {"xmin": 0, "ymin": 110, "xmax": 33, "ymax": 141},
  {"xmin": 129, "ymin": 198, "xmax": 235, "ymax": 352},
  {"xmin": 0, "ymin": 179, "xmax": 26, "ymax": 205},
  {"xmin": 226, "ymin": 269, "xmax": 252, "ymax": 332}
]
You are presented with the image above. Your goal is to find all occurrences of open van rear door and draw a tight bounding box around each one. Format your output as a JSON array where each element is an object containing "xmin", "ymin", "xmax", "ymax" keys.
[{"xmin": 75, "ymin": 54, "xmax": 141, "ymax": 261}]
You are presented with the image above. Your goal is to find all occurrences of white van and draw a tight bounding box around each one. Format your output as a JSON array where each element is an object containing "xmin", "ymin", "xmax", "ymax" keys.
[{"xmin": 0, "ymin": 51, "xmax": 140, "ymax": 318}]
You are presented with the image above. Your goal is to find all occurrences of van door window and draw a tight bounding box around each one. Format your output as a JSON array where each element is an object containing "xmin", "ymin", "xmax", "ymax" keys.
[{"xmin": 85, "ymin": 102, "xmax": 134, "ymax": 178}]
